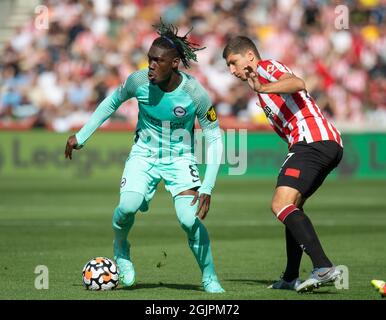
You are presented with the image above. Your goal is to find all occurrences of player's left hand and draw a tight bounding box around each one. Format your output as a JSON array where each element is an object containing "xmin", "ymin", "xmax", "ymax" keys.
[
  {"xmin": 244, "ymin": 65, "xmax": 262, "ymax": 92},
  {"xmin": 64, "ymin": 135, "xmax": 82, "ymax": 160},
  {"xmin": 191, "ymin": 192, "xmax": 211, "ymax": 220}
]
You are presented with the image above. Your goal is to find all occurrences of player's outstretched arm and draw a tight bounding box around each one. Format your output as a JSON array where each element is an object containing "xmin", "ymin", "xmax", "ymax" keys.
[
  {"xmin": 74, "ymin": 90, "xmax": 123, "ymax": 148},
  {"xmin": 63, "ymin": 91, "xmax": 122, "ymax": 160},
  {"xmin": 66, "ymin": 71, "xmax": 142, "ymax": 156}
]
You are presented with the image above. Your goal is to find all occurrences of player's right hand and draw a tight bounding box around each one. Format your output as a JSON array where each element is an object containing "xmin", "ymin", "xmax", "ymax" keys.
[
  {"xmin": 191, "ymin": 192, "xmax": 211, "ymax": 220},
  {"xmin": 64, "ymin": 135, "xmax": 82, "ymax": 160},
  {"xmin": 244, "ymin": 65, "xmax": 261, "ymax": 92}
]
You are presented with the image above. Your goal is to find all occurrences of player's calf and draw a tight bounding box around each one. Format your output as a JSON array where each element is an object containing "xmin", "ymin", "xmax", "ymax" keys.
[
  {"xmin": 174, "ymin": 195, "xmax": 225, "ymax": 293},
  {"xmin": 274, "ymin": 203, "xmax": 333, "ymax": 268},
  {"xmin": 112, "ymin": 191, "xmax": 144, "ymax": 288}
]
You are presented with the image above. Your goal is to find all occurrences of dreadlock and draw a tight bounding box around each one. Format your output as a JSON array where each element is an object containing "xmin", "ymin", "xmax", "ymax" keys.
[{"xmin": 152, "ymin": 18, "xmax": 205, "ymax": 68}]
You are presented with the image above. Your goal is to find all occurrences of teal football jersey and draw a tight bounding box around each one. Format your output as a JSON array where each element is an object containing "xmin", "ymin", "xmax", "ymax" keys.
[
  {"xmin": 75, "ymin": 68, "xmax": 222, "ymax": 195},
  {"xmin": 116, "ymin": 69, "xmax": 218, "ymax": 160}
]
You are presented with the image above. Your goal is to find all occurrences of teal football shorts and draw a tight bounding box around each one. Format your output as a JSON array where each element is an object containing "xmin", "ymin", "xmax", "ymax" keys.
[{"xmin": 119, "ymin": 155, "xmax": 202, "ymax": 211}]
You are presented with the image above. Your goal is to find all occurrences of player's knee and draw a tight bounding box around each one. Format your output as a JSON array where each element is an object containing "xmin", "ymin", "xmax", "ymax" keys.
[
  {"xmin": 271, "ymin": 187, "xmax": 302, "ymax": 216},
  {"xmin": 117, "ymin": 202, "xmax": 138, "ymax": 216},
  {"xmin": 271, "ymin": 199, "xmax": 298, "ymax": 216},
  {"xmin": 271, "ymin": 199, "xmax": 286, "ymax": 216},
  {"xmin": 271, "ymin": 199, "xmax": 303, "ymax": 223},
  {"xmin": 174, "ymin": 196, "xmax": 198, "ymax": 233},
  {"xmin": 179, "ymin": 214, "xmax": 197, "ymax": 232},
  {"xmin": 118, "ymin": 191, "xmax": 144, "ymax": 215},
  {"xmin": 176, "ymin": 204, "xmax": 197, "ymax": 232}
]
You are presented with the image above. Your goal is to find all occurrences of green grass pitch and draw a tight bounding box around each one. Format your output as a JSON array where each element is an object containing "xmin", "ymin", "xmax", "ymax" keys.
[{"xmin": 1, "ymin": 174, "xmax": 385, "ymax": 300}]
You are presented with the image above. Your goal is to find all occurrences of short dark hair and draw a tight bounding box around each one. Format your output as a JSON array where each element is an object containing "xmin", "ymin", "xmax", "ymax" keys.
[
  {"xmin": 222, "ymin": 36, "xmax": 260, "ymax": 59},
  {"xmin": 152, "ymin": 18, "xmax": 205, "ymax": 68}
]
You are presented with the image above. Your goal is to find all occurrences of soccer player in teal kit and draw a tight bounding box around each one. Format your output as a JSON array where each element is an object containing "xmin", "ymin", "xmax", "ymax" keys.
[{"xmin": 64, "ymin": 21, "xmax": 224, "ymax": 293}]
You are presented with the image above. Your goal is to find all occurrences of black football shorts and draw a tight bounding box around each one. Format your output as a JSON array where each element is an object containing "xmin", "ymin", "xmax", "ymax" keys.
[{"xmin": 276, "ymin": 140, "xmax": 343, "ymax": 198}]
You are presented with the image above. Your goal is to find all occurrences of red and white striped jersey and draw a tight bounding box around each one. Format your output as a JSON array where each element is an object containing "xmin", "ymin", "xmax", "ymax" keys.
[{"xmin": 255, "ymin": 59, "xmax": 342, "ymax": 148}]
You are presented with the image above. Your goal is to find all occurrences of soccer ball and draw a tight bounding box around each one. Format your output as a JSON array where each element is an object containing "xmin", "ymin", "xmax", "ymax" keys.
[{"xmin": 82, "ymin": 257, "xmax": 119, "ymax": 290}]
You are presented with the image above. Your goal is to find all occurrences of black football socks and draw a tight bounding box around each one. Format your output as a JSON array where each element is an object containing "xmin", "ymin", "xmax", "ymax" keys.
[
  {"xmin": 284, "ymin": 209, "xmax": 333, "ymax": 269},
  {"xmin": 283, "ymin": 226, "xmax": 303, "ymax": 282}
]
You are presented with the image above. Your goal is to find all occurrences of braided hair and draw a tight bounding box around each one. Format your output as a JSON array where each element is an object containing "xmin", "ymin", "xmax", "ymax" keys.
[{"xmin": 152, "ymin": 19, "xmax": 205, "ymax": 68}]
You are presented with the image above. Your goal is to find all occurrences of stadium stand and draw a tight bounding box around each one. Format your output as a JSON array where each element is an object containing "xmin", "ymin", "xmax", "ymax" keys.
[{"xmin": 0, "ymin": 0, "xmax": 385, "ymax": 131}]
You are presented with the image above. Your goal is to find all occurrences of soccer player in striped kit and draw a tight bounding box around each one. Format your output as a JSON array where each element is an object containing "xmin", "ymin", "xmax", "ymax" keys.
[{"xmin": 223, "ymin": 36, "xmax": 344, "ymax": 293}]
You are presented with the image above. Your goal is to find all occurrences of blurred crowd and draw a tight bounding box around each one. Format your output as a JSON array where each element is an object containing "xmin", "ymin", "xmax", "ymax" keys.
[{"xmin": 0, "ymin": 0, "xmax": 385, "ymax": 131}]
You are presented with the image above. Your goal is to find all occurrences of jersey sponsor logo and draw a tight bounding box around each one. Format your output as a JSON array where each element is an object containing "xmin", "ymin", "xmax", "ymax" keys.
[
  {"xmin": 206, "ymin": 106, "xmax": 217, "ymax": 122},
  {"xmin": 173, "ymin": 106, "xmax": 186, "ymax": 117},
  {"xmin": 143, "ymin": 111, "xmax": 185, "ymax": 130},
  {"xmin": 267, "ymin": 64, "xmax": 276, "ymax": 73},
  {"xmin": 262, "ymin": 106, "xmax": 274, "ymax": 120}
]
